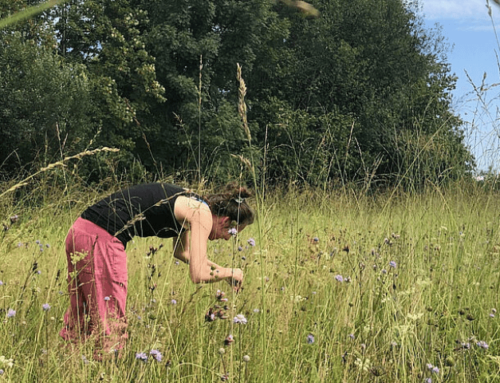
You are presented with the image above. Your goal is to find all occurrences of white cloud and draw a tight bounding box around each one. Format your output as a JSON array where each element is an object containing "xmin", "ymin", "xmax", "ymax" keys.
[{"xmin": 420, "ymin": 0, "xmax": 494, "ymax": 21}]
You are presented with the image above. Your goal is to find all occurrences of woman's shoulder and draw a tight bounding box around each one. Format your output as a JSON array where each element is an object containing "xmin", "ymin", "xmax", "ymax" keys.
[{"xmin": 174, "ymin": 195, "xmax": 211, "ymax": 222}]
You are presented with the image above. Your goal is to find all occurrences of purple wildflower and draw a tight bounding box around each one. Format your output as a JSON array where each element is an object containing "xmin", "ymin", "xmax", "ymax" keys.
[
  {"xmin": 426, "ymin": 363, "xmax": 433, "ymax": 370},
  {"xmin": 389, "ymin": 261, "xmax": 397, "ymax": 268},
  {"xmin": 7, "ymin": 309, "xmax": 16, "ymax": 318},
  {"xmin": 228, "ymin": 228, "xmax": 237, "ymax": 236},
  {"xmin": 334, "ymin": 275, "xmax": 343, "ymax": 283},
  {"xmin": 104, "ymin": 296, "xmax": 110, "ymax": 301},
  {"xmin": 477, "ymin": 341, "xmax": 489, "ymax": 349},
  {"xmin": 307, "ymin": 334, "xmax": 315, "ymax": 344},
  {"xmin": 247, "ymin": 238, "xmax": 255, "ymax": 246},
  {"xmin": 349, "ymin": 334, "xmax": 355, "ymax": 340},
  {"xmin": 0, "ymin": 281, "xmax": 3, "ymax": 286},
  {"xmin": 42, "ymin": 303, "xmax": 51, "ymax": 311},
  {"xmin": 171, "ymin": 299, "xmax": 177, "ymax": 305},
  {"xmin": 313, "ymin": 237, "xmax": 319, "ymax": 243},
  {"xmin": 432, "ymin": 366, "xmax": 439, "ymax": 374},
  {"xmin": 225, "ymin": 334, "xmax": 234, "ymax": 345},
  {"xmin": 382, "ymin": 269, "xmax": 387, "ymax": 274},
  {"xmin": 135, "ymin": 352, "xmax": 148, "ymax": 362},
  {"xmin": 150, "ymin": 349, "xmax": 162, "ymax": 362},
  {"xmin": 238, "ymin": 246, "xmax": 243, "ymax": 251},
  {"xmin": 0, "ymin": 369, "xmax": 4, "ymax": 375}
]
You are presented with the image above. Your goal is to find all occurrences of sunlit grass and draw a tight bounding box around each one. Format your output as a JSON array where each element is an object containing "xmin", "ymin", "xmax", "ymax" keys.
[{"xmin": 1, "ymin": 183, "xmax": 500, "ymax": 382}]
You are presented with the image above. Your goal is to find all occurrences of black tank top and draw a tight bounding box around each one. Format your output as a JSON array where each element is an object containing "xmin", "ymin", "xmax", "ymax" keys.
[{"xmin": 81, "ymin": 183, "xmax": 203, "ymax": 248}]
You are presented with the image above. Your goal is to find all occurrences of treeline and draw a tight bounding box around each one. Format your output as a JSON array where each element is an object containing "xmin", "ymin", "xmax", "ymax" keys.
[{"xmin": 0, "ymin": 0, "xmax": 474, "ymax": 187}]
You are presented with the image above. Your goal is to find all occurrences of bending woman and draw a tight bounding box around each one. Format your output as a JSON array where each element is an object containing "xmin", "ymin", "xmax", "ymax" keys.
[{"xmin": 59, "ymin": 182, "xmax": 254, "ymax": 359}]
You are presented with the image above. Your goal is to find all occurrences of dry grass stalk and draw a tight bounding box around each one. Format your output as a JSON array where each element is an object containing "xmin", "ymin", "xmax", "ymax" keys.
[
  {"xmin": 0, "ymin": 147, "xmax": 120, "ymax": 199},
  {"xmin": 237, "ymin": 63, "xmax": 252, "ymax": 143}
]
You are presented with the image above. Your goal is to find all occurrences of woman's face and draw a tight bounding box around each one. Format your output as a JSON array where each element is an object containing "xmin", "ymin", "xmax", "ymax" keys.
[{"xmin": 209, "ymin": 216, "xmax": 247, "ymax": 241}]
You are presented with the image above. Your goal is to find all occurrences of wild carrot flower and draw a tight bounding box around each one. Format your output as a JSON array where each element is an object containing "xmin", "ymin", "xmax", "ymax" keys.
[{"xmin": 233, "ymin": 314, "xmax": 247, "ymax": 324}]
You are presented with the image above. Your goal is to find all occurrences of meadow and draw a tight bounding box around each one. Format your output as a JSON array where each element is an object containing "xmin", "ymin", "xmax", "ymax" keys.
[{"xmin": 1, "ymin": 181, "xmax": 500, "ymax": 382}]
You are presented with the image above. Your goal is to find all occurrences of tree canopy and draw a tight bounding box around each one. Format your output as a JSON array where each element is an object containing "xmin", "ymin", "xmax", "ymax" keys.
[{"xmin": 0, "ymin": 0, "xmax": 474, "ymax": 187}]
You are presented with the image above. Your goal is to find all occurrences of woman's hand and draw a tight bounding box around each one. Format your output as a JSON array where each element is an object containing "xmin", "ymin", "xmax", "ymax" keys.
[{"xmin": 226, "ymin": 268, "xmax": 243, "ymax": 292}]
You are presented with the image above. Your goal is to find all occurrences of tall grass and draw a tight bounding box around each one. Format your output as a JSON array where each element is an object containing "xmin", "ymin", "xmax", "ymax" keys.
[{"xmin": 1, "ymin": 180, "xmax": 500, "ymax": 382}]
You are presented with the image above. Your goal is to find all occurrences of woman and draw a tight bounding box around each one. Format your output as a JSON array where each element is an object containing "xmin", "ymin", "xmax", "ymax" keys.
[{"xmin": 59, "ymin": 182, "xmax": 254, "ymax": 360}]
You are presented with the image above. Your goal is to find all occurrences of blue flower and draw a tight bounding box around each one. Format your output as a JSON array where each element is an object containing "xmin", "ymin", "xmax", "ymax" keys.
[
  {"xmin": 150, "ymin": 349, "xmax": 162, "ymax": 362},
  {"xmin": 307, "ymin": 334, "xmax": 315, "ymax": 344},
  {"xmin": 477, "ymin": 341, "xmax": 489, "ymax": 349},
  {"xmin": 135, "ymin": 352, "xmax": 148, "ymax": 362}
]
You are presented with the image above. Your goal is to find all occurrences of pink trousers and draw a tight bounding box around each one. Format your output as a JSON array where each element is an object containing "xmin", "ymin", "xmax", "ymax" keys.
[{"xmin": 60, "ymin": 217, "xmax": 128, "ymax": 359}]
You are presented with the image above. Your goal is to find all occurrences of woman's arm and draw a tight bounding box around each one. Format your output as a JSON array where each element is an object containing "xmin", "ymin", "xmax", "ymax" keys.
[{"xmin": 174, "ymin": 197, "xmax": 242, "ymax": 287}]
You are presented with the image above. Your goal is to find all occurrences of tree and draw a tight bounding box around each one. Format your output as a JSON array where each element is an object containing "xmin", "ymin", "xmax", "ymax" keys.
[{"xmin": 0, "ymin": 32, "xmax": 94, "ymax": 175}]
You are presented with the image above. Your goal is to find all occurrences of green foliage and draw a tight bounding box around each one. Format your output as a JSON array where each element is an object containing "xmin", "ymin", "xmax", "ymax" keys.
[
  {"xmin": 0, "ymin": 33, "xmax": 93, "ymax": 174},
  {"xmin": 0, "ymin": 0, "xmax": 475, "ymax": 187}
]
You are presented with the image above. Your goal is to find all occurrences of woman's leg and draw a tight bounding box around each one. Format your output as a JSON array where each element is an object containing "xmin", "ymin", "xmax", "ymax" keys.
[{"xmin": 60, "ymin": 218, "xmax": 128, "ymax": 360}]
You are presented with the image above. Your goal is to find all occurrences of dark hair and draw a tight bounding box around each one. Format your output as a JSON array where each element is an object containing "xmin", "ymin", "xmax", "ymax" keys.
[{"xmin": 204, "ymin": 183, "xmax": 255, "ymax": 226}]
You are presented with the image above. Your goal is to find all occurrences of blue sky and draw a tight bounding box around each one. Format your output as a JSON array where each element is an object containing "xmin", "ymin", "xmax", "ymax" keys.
[{"xmin": 419, "ymin": 0, "xmax": 500, "ymax": 172}]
